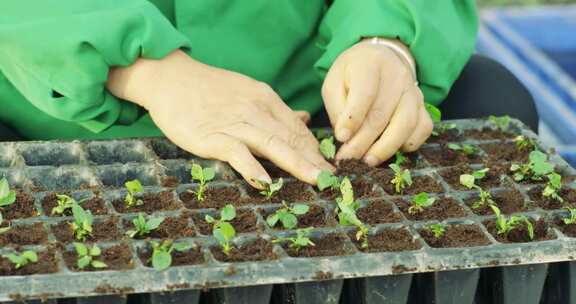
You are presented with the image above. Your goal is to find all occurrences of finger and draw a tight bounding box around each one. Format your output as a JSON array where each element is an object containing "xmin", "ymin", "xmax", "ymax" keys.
[
  {"xmin": 227, "ymin": 124, "xmax": 322, "ymax": 185},
  {"xmin": 295, "ymin": 111, "xmax": 311, "ymax": 124},
  {"xmin": 321, "ymin": 59, "xmax": 347, "ymax": 128},
  {"xmin": 402, "ymin": 103, "xmax": 433, "ymax": 152},
  {"xmin": 184, "ymin": 133, "xmax": 271, "ymax": 189},
  {"xmin": 335, "ymin": 75, "xmax": 406, "ymax": 161},
  {"xmin": 264, "ymin": 98, "xmax": 335, "ymax": 172},
  {"xmin": 364, "ymin": 86, "xmax": 420, "ymax": 166},
  {"xmin": 334, "ymin": 62, "xmax": 380, "ymax": 142}
]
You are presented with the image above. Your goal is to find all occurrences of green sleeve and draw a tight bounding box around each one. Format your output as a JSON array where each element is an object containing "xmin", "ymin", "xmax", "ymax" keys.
[
  {"xmin": 315, "ymin": 0, "xmax": 478, "ymax": 105},
  {"xmin": 0, "ymin": 0, "xmax": 190, "ymax": 133}
]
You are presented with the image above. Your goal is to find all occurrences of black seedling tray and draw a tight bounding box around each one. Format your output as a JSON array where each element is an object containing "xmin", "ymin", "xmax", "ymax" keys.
[{"xmin": 0, "ymin": 118, "xmax": 575, "ymax": 304}]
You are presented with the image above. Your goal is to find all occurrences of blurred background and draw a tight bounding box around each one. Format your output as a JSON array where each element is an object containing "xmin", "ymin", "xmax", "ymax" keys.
[{"xmin": 476, "ymin": 0, "xmax": 576, "ymax": 166}]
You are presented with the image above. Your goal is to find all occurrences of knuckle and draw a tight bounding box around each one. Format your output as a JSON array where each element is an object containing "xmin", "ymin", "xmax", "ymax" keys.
[
  {"xmin": 264, "ymin": 134, "xmax": 282, "ymax": 148},
  {"xmin": 366, "ymin": 107, "xmax": 387, "ymax": 129}
]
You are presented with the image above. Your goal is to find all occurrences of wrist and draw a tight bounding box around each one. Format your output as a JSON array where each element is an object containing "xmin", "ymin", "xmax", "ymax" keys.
[{"xmin": 361, "ymin": 37, "xmax": 417, "ymax": 83}]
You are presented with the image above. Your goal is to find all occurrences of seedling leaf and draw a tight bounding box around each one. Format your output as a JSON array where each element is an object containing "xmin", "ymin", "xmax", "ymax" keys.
[
  {"xmin": 0, "ymin": 178, "xmax": 16, "ymax": 207},
  {"xmin": 319, "ymin": 136, "xmax": 336, "ymax": 160}
]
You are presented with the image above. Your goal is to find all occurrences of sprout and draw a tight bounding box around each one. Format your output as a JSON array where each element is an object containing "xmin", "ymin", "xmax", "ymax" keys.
[
  {"xmin": 2, "ymin": 250, "xmax": 37, "ymax": 269},
  {"xmin": 447, "ymin": 143, "xmax": 479, "ymax": 156},
  {"xmin": 74, "ymin": 243, "xmax": 107, "ymax": 270},
  {"xmin": 488, "ymin": 115, "xmax": 510, "ymax": 132},
  {"xmin": 490, "ymin": 205, "xmax": 534, "ymax": 240},
  {"xmin": 273, "ymin": 228, "xmax": 315, "ymax": 252},
  {"xmin": 335, "ymin": 177, "xmax": 369, "ymax": 248},
  {"xmin": 52, "ymin": 194, "xmax": 85, "ymax": 216},
  {"xmin": 190, "ymin": 164, "xmax": 215, "ymax": 201},
  {"xmin": 425, "ymin": 223, "xmax": 447, "ymax": 238},
  {"xmin": 563, "ymin": 208, "xmax": 576, "ymax": 225},
  {"xmin": 317, "ymin": 170, "xmax": 340, "ymax": 192},
  {"xmin": 513, "ymin": 135, "xmax": 536, "ymax": 151},
  {"xmin": 542, "ymin": 173, "xmax": 563, "ymax": 203},
  {"xmin": 205, "ymin": 204, "xmax": 237, "ymax": 256},
  {"xmin": 408, "ymin": 192, "xmax": 436, "ymax": 214},
  {"xmin": 266, "ymin": 201, "xmax": 309, "ymax": 229},
  {"xmin": 510, "ymin": 150, "xmax": 555, "ymax": 182},
  {"xmin": 124, "ymin": 179, "xmax": 144, "ymax": 207},
  {"xmin": 319, "ymin": 136, "xmax": 336, "ymax": 160},
  {"xmin": 389, "ymin": 164, "xmax": 412, "ymax": 194},
  {"xmin": 259, "ymin": 178, "xmax": 283, "ymax": 200},
  {"xmin": 70, "ymin": 204, "xmax": 93, "ymax": 241},
  {"xmin": 0, "ymin": 177, "xmax": 16, "ymax": 208},
  {"xmin": 150, "ymin": 240, "xmax": 192, "ymax": 271},
  {"xmin": 126, "ymin": 213, "xmax": 165, "ymax": 238}
]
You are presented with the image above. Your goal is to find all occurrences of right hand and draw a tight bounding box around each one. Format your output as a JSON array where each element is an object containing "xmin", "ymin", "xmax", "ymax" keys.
[{"xmin": 107, "ymin": 50, "xmax": 334, "ymax": 189}]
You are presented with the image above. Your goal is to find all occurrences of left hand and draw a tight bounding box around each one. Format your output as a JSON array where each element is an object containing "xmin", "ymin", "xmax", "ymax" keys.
[{"xmin": 321, "ymin": 38, "xmax": 433, "ymax": 166}]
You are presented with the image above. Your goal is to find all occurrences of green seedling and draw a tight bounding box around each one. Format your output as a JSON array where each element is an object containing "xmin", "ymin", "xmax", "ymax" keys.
[
  {"xmin": 190, "ymin": 163, "xmax": 215, "ymax": 201},
  {"xmin": 150, "ymin": 240, "xmax": 192, "ymax": 271},
  {"xmin": 319, "ymin": 136, "xmax": 336, "ymax": 160},
  {"xmin": 510, "ymin": 150, "xmax": 555, "ymax": 182},
  {"xmin": 259, "ymin": 178, "xmax": 283, "ymax": 200},
  {"xmin": 489, "ymin": 115, "xmax": 511, "ymax": 132},
  {"xmin": 0, "ymin": 177, "xmax": 16, "ymax": 208},
  {"xmin": 315, "ymin": 129, "xmax": 329, "ymax": 140},
  {"xmin": 73, "ymin": 243, "xmax": 107, "ymax": 270},
  {"xmin": 425, "ymin": 103, "xmax": 441, "ymax": 123},
  {"xmin": 389, "ymin": 164, "xmax": 412, "ymax": 194},
  {"xmin": 425, "ymin": 103, "xmax": 457, "ymax": 136},
  {"xmin": 273, "ymin": 228, "xmax": 315, "ymax": 252},
  {"xmin": 267, "ymin": 201, "xmax": 309, "ymax": 229},
  {"xmin": 126, "ymin": 213, "xmax": 165, "ymax": 238},
  {"xmin": 2, "ymin": 250, "xmax": 37, "ymax": 269},
  {"xmin": 433, "ymin": 122, "xmax": 457, "ymax": 137},
  {"xmin": 51, "ymin": 194, "xmax": 85, "ymax": 216},
  {"xmin": 513, "ymin": 135, "xmax": 536, "ymax": 151},
  {"xmin": 317, "ymin": 170, "xmax": 340, "ymax": 192},
  {"xmin": 0, "ymin": 212, "xmax": 10, "ymax": 234},
  {"xmin": 71, "ymin": 204, "xmax": 93, "ymax": 241},
  {"xmin": 408, "ymin": 192, "xmax": 436, "ymax": 214},
  {"xmin": 490, "ymin": 205, "xmax": 534, "ymax": 240},
  {"xmin": 124, "ymin": 179, "xmax": 144, "ymax": 207},
  {"xmin": 562, "ymin": 208, "xmax": 576, "ymax": 225},
  {"xmin": 335, "ymin": 177, "xmax": 368, "ymax": 248},
  {"xmin": 542, "ymin": 172, "xmax": 563, "ymax": 203},
  {"xmin": 448, "ymin": 143, "xmax": 479, "ymax": 156},
  {"xmin": 425, "ymin": 223, "xmax": 447, "ymax": 238},
  {"xmin": 460, "ymin": 169, "xmax": 495, "ymax": 209},
  {"xmin": 394, "ymin": 151, "xmax": 407, "ymax": 167},
  {"xmin": 205, "ymin": 204, "xmax": 236, "ymax": 256}
]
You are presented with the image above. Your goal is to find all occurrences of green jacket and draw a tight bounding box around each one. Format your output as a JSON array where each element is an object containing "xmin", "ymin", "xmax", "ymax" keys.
[{"xmin": 0, "ymin": 0, "xmax": 477, "ymax": 140}]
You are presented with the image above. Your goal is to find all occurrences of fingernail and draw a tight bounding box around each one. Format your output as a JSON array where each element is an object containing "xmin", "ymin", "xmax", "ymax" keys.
[
  {"xmin": 336, "ymin": 128, "xmax": 351, "ymax": 142},
  {"xmin": 364, "ymin": 155, "xmax": 379, "ymax": 167}
]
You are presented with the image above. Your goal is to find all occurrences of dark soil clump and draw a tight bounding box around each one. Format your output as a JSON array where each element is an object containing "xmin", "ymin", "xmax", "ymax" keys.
[
  {"xmin": 420, "ymin": 224, "xmax": 490, "ymax": 248},
  {"xmin": 193, "ymin": 208, "xmax": 259, "ymax": 235},
  {"xmin": 211, "ymin": 238, "xmax": 276, "ymax": 262},
  {"xmin": 161, "ymin": 176, "xmax": 180, "ymax": 188},
  {"xmin": 396, "ymin": 197, "xmax": 467, "ymax": 221},
  {"xmin": 481, "ymin": 142, "xmax": 530, "ymax": 163},
  {"xmin": 527, "ymin": 187, "xmax": 576, "ymax": 210},
  {"xmin": 380, "ymin": 152, "xmax": 424, "ymax": 170},
  {"xmin": 555, "ymin": 217, "xmax": 576, "ymax": 237},
  {"xmin": 467, "ymin": 189, "xmax": 531, "ymax": 216},
  {"xmin": 42, "ymin": 193, "xmax": 108, "ymax": 216},
  {"xmin": 0, "ymin": 249, "xmax": 58, "ymax": 276},
  {"xmin": 350, "ymin": 229, "xmax": 421, "ymax": 253},
  {"xmin": 357, "ymin": 200, "xmax": 402, "ymax": 225},
  {"xmin": 3, "ymin": 192, "xmax": 38, "ymax": 220},
  {"xmin": 426, "ymin": 129, "xmax": 462, "ymax": 144},
  {"xmin": 336, "ymin": 159, "xmax": 372, "ymax": 176},
  {"xmin": 283, "ymin": 233, "xmax": 349, "ymax": 258},
  {"xmin": 439, "ymin": 164, "xmax": 507, "ymax": 190},
  {"xmin": 114, "ymin": 191, "xmax": 180, "ymax": 213},
  {"xmin": 52, "ymin": 218, "xmax": 122, "ymax": 243},
  {"xmin": 64, "ymin": 243, "xmax": 134, "ymax": 271},
  {"xmin": 421, "ymin": 145, "xmax": 484, "ymax": 167},
  {"xmin": 485, "ymin": 219, "xmax": 552, "ymax": 243},
  {"xmin": 180, "ymin": 186, "xmax": 241, "ymax": 209},
  {"xmin": 124, "ymin": 215, "xmax": 195, "ymax": 239},
  {"xmin": 464, "ymin": 128, "xmax": 513, "ymax": 140},
  {"xmin": 0, "ymin": 223, "xmax": 48, "ymax": 246}
]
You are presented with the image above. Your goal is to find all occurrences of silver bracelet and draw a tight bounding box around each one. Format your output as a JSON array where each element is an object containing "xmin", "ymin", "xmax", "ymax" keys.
[{"xmin": 365, "ymin": 37, "xmax": 418, "ymax": 85}]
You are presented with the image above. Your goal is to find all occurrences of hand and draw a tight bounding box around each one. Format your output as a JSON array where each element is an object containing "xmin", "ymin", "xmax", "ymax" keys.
[
  {"xmin": 322, "ymin": 39, "xmax": 433, "ymax": 166},
  {"xmin": 107, "ymin": 51, "xmax": 333, "ymax": 188}
]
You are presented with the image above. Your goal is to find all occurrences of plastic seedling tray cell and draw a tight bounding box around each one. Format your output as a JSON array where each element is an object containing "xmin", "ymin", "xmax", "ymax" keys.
[{"xmin": 0, "ymin": 119, "xmax": 575, "ymax": 304}]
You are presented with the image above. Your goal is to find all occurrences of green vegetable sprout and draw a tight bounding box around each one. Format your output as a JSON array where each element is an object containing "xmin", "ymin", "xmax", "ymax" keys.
[
  {"xmin": 190, "ymin": 163, "xmax": 215, "ymax": 201},
  {"xmin": 126, "ymin": 213, "xmax": 165, "ymax": 238},
  {"xmin": 71, "ymin": 204, "xmax": 93, "ymax": 241},
  {"xmin": 2, "ymin": 250, "xmax": 37, "ymax": 269},
  {"xmin": 394, "ymin": 151, "xmax": 407, "ymax": 167},
  {"xmin": 317, "ymin": 170, "xmax": 340, "ymax": 191},
  {"xmin": 259, "ymin": 178, "xmax": 283, "ymax": 200},
  {"xmin": 425, "ymin": 103, "xmax": 456, "ymax": 136},
  {"xmin": 124, "ymin": 179, "xmax": 144, "ymax": 207},
  {"xmin": 0, "ymin": 177, "xmax": 16, "ymax": 208},
  {"xmin": 447, "ymin": 143, "xmax": 479, "ymax": 156},
  {"xmin": 51, "ymin": 194, "xmax": 85, "ymax": 216},
  {"xmin": 490, "ymin": 205, "xmax": 534, "ymax": 240},
  {"xmin": 510, "ymin": 150, "xmax": 555, "ymax": 182},
  {"xmin": 74, "ymin": 243, "xmax": 108, "ymax": 270},
  {"xmin": 319, "ymin": 136, "xmax": 336, "ymax": 160},
  {"xmin": 460, "ymin": 169, "xmax": 495, "ymax": 209},
  {"xmin": 562, "ymin": 208, "xmax": 576, "ymax": 225},
  {"xmin": 542, "ymin": 172, "xmax": 563, "ymax": 203},
  {"xmin": 273, "ymin": 228, "xmax": 315, "ymax": 252},
  {"xmin": 425, "ymin": 223, "xmax": 447, "ymax": 238},
  {"xmin": 489, "ymin": 115, "xmax": 510, "ymax": 132},
  {"xmin": 0, "ymin": 212, "xmax": 10, "ymax": 234},
  {"xmin": 408, "ymin": 192, "xmax": 436, "ymax": 214},
  {"xmin": 513, "ymin": 135, "xmax": 536, "ymax": 151},
  {"xmin": 267, "ymin": 201, "xmax": 309, "ymax": 229},
  {"xmin": 150, "ymin": 240, "xmax": 192, "ymax": 271},
  {"xmin": 389, "ymin": 163, "xmax": 412, "ymax": 194},
  {"xmin": 335, "ymin": 177, "xmax": 368, "ymax": 248},
  {"xmin": 205, "ymin": 204, "xmax": 236, "ymax": 256}
]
